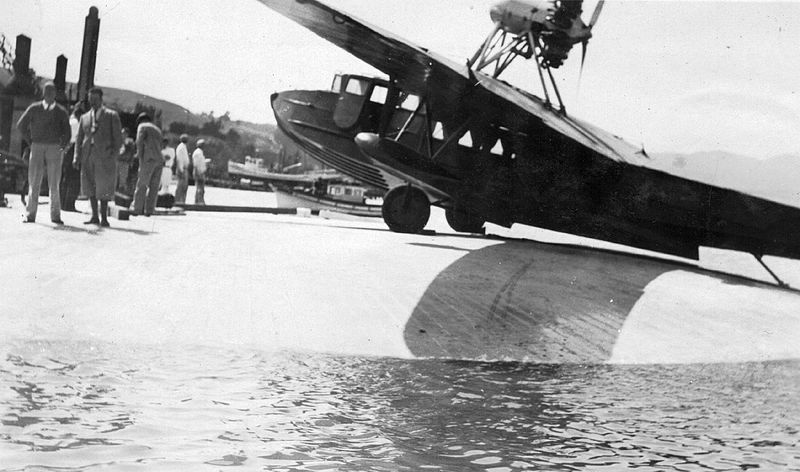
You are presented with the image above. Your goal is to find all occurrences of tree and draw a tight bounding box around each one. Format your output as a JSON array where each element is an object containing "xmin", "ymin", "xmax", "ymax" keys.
[
  {"xmin": 1, "ymin": 33, "xmax": 40, "ymax": 97},
  {"xmin": 133, "ymin": 101, "xmax": 163, "ymax": 127},
  {"xmin": 0, "ymin": 34, "xmax": 14, "ymax": 70}
]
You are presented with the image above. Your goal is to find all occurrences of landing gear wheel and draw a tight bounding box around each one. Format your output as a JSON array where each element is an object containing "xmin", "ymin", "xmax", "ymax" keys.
[
  {"xmin": 445, "ymin": 207, "xmax": 485, "ymax": 233},
  {"xmin": 382, "ymin": 185, "xmax": 430, "ymax": 234}
]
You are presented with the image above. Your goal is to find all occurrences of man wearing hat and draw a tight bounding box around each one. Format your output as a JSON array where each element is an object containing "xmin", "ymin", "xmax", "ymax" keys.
[
  {"xmin": 131, "ymin": 112, "xmax": 163, "ymax": 216},
  {"xmin": 191, "ymin": 139, "xmax": 208, "ymax": 205},
  {"xmin": 73, "ymin": 87, "xmax": 122, "ymax": 227},
  {"xmin": 174, "ymin": 133, "xmax": 190, "ymax": 203}
]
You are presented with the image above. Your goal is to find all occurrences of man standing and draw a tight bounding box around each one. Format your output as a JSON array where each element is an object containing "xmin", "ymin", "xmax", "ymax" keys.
[
  {"xmin": 174, "ymin": 134, "xmax": 190, "ymax": 203},
  {"xmin": 191, "ymin": 139, "xmax": 207, "ymax": 205},
  {"xmin": 74, "ymin": 87, "xmax": 122, "ymax": 227},
  {"xmin": 131, "ymin": 113, "xmax": 163, "ymax": 216},
  {"xmin": 16, "ymin": 81, "xmax": 71, "ymax": 224},
  {"xmin": 117, "ymin": 127, "xmax": 135, "ymax": 194}
]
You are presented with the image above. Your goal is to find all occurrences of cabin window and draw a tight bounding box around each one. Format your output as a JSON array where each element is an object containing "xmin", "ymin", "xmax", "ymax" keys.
[
  {"xmin": 331, "ymin": 74, "xmax": 342, "ymax": 92},
  {"xmin": 399, "ymin": 94, "xmax": 421, "ymax": 111},
  {"xmin": 490, "ymin": 139, "xmax": 504, "ymax": 155},
  {"xmin": 458, "ymin": 131, "xmax": 474, "ymax": 148},
  {"xmin": 370, "ymin": 86, "xmax": 388, "ymax": 104},
  {"xmin": 344, "ymin": 188, "xmax": 353, "ymax": 196},
  {"xmin": 345, "ymin": 78, "xmax": 369, "ymax": 96},
  {"xmin": 432, "ymin": 122, "xmax": 444, "ymax": 140}
]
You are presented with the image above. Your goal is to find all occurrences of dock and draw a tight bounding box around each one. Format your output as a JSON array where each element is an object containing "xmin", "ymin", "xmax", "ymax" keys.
[{"xmin": 2, "ymin": 187, "xmax": 800, "ymax": 364}]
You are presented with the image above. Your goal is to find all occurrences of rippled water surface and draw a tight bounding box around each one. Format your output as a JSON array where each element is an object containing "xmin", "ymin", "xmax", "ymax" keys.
[{"xmin": 1, "ymin": 339, "xmax": 798, "ymax": 471}]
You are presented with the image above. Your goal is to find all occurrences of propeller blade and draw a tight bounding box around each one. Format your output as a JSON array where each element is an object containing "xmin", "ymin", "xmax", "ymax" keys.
[
  {"xmin": 580, "ymin": 40, "xmax": 588, "ymax": 77},
  {"xmin": 589, "ymin": 0, "xmax": 605, "ymax": 29},
  {"xmin": 580, "ymin": 1, "xmax": 604, "ymax": 76},
  {"xmin": 581, "ymin": 41, "xmax": 588, "ymax": 66}
]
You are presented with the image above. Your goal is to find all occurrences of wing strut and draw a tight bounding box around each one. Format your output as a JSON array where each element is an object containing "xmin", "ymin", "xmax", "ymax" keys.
[
  {"xmin": 528, "ymin": 32, "xmax": 553, "ymax": 110},
  {"xmin": 753, "ymin": 254, "xmax": 791, "ymax": 289}
]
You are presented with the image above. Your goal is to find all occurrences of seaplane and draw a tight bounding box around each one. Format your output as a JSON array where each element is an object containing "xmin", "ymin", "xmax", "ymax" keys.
[{"xmin": 259, "ymin": 0, "xmax": 800, "ymax": 287}]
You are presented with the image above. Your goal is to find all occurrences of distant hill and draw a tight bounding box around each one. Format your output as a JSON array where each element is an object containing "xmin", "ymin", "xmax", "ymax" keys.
[
  {"xmin": 647, "ymin": 151, "xmax": 800, "ymax": 207},
  {"xmin": 0, "ymin": 68, "xmax": 284, "ymax": 155},
  {"xmin": 3, "ymin": 69, "xmax": 798, "ymax": 201},
  {"xmin": 0, "ymin": 68, "xmax": 203, "ymax": 126}
]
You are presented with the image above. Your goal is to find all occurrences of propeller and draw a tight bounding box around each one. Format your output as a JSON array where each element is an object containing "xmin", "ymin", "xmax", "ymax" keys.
[{"xmin": 580, "ymin": 0, "xmax": 605, "ymax": 72}]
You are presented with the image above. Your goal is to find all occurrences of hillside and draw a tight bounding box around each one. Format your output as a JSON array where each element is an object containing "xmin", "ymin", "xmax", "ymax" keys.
[
  {"xmin": 647, "ymin": 151, "xmax": 800, "ymax": 207},
  {"xmin": 3, "ymin": 69, "xmax": 798, "ymax": 204},
  {"xmin": 1, "ymin": 68, "xmax": 281, "ymax": 145}
]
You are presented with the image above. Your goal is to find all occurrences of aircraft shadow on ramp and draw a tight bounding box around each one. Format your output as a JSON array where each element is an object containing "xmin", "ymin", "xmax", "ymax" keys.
[{"xmin": 403, "ymin": 240, "xmax": 763, "ymax": 363}]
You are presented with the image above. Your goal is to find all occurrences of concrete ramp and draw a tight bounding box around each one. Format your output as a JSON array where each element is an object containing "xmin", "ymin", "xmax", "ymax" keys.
[{"xmin": 2, "ymin": 195, "xmax": 799, "ymax": 364}]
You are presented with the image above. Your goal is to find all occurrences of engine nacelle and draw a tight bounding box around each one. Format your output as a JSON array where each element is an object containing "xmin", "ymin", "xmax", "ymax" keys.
[
  {"xmin": 489, "ymin": 0, "xmax": 592, "ymax": 67},
  {"xmin": 489, "ymin": 0, "xmax": 555, "ymax": 35}
]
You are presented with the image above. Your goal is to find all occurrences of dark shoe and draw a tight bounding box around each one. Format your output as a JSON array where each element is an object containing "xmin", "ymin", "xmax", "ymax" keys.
[
  {"xmin": 51, "ymin": 219, "xmax": 64, "ymax": 225},
  {"xmin": 143, "ymin": 213, "xmax": 151, "ymax": 217},
  {"xmin": 84, "ymin": 218, "xmax": 100, "ymax": 225},
  {"xmin": 100, "ymin": 220, "xmax": 110, "ymax": 228}
]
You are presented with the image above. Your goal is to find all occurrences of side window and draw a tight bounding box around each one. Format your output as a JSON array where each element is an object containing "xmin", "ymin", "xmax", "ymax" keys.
[
  {"xmin": 432, "ymin": 122, "xmax": 444, "ymax": 140},
  {"xmin": 370, "ymin": 86, "xmax": 387, "ymax": 104},
  {"xmin": 331, "ymin": 74, "xmax": 342, "ymax": 92},
  {"xmin": 345, "ymin": 78, "xmax": 368, "ymax": 96},
  {"xmin": 458, "ymin": 131, "xmax": 473, "ymax": 148},
  {"xmin": 399, "ymin": 94, "xmax": 421, "ymax": 111},
  {"xmin": 490, "ymin": 139, "xmax": 504, "ymax": 155}
]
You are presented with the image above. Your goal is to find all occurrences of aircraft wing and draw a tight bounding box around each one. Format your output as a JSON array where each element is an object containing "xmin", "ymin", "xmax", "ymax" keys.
[{"xmin": 256, "ymin": 0, "xmax": 640, "ymax": 164}]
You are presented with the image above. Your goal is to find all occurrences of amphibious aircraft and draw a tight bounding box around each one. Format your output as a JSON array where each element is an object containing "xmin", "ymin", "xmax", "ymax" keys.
[{"xmin": 259, "ymin": 0, "xmax": 800, "ymax": 283}]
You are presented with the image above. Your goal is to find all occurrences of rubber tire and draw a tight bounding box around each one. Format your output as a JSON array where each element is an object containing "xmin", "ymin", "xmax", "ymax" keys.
[
  {"xmin": 445, "ymin": 207, "xmax": 485, "ymax": 233},
  {"xmin": 382, "ymin": 185, "xmax": 430, "ymax": 234}
]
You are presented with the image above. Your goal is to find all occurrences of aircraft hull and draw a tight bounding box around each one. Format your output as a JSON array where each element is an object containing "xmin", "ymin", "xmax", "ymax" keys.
[
  {"xmin": 270, "ymin": 91, "xmax": 404, "ymax": 191},
  {"xmin": 274, "ymin": 87, "xmax": 800, "ymax": 261}
]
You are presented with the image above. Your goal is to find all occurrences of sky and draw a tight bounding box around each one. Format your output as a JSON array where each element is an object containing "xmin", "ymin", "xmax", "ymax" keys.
[{"xmin": 2, "ymin": 0, "xmax": 799, "ymax": 158}]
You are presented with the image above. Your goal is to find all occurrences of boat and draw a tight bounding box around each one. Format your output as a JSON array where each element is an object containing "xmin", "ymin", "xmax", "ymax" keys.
[
  {"xmin": 227, "ymin": 157, "xmax": 343, "ymax": 189},
  {"xmin": 272, "ymin": 180, "xmax": 384, "ymax": 217}
]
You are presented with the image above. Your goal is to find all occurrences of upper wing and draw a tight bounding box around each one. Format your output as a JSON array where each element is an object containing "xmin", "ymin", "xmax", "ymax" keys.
[{"xmin": 256, "ymin": 0, "xmax": 641, "ymax": 164}]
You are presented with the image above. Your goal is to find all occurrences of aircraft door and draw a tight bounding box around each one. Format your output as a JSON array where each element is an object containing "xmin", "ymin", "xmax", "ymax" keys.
[{"xmin": 333, "ymin": 76, "xmax": 371, "ymax": 130}]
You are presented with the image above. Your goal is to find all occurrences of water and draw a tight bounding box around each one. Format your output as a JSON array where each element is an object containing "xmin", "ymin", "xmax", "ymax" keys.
[{"xmin": 1, "ymin": 339, "xmax": 798, "ymax": 471}]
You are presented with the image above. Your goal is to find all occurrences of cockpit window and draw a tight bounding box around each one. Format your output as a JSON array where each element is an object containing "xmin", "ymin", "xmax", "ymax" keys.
[
  {"xmin": 344, "ymin": 78, "xmax": 369, "ymax": 96},
  {"xmin": 331, "ymin": 74, "xmax": 342, "ymax": 92},
  {"xmin": 370, "ymin": 85, "xmax": 388, "ymax": 104}
]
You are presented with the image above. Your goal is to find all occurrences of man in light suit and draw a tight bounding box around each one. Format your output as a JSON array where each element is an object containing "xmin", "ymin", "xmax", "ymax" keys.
[{"xmin": 73, "ymin": 87, "xmax": 122, "ymax": 227}]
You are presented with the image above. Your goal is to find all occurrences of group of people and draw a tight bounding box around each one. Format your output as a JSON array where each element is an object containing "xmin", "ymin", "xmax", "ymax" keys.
[
  {"xmin": 158, "ymin": 134, "xmax": 207, "ymax": 205},
  {"xmin": 15, "ymin": 82, "xmax": 208, "ymax": 227}
]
